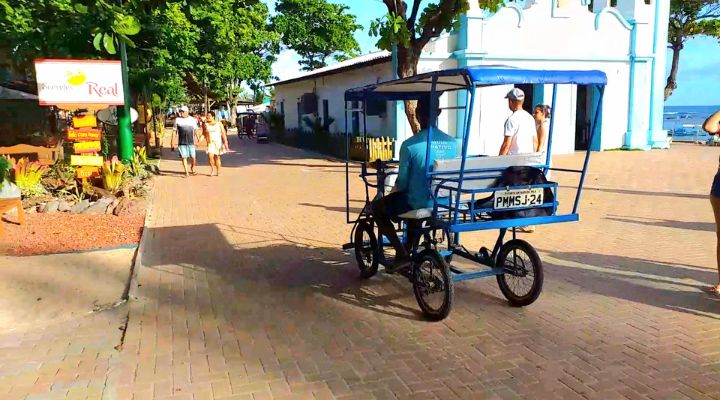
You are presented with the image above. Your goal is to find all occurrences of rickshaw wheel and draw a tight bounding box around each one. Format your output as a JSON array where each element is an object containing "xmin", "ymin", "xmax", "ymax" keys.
[
  {"xmin": 354, "ymin": 221, "xmax": 380, "ymax": 279},
  {"xmin": 496, "ymin": 239, "xmax": 543, "ymax": 307},
  {"xmin": 412, "ymin": 249, "xmax": 454, "ymax": 321}
]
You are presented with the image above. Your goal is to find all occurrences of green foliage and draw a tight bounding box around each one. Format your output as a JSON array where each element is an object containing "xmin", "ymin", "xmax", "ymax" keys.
[
  {"xmin": 8, "ymin": 157, "xmax": 47, "ymax": 197},
  {"xmin": 128, "ymin": 146, "xmax": 149, "ymax": 178},
  {"xmin": 272, "ymin": 0, "xmax": 362, "ymax": 71},
  {"xmin": 101, "ymin": 155, "xmax": 126, "ymax": 194},
  {"xmin": 48, "ymin": 159, "xmax": 76, "ymax": 184},
  {"xmin": 0, "ymin": 156, "xmax": 10, "ymax": 188},
  {"xmin": 666, "ymin": 0, "xmax": 720, "ymax": 99}
]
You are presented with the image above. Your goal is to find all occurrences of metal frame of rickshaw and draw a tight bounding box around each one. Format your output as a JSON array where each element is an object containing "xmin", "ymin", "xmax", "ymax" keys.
[{"xmin": 342, "ymin": 66, "xmax": 607, "ymax": 320}]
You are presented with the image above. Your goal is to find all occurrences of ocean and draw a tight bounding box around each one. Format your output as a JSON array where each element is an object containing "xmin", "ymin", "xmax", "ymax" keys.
[{"xmin": 664, "ymin": 105, "xmax": 720, "ymax": 141}]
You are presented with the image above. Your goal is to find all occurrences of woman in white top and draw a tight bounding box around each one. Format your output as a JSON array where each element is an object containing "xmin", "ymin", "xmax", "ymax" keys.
[
  {"xmin": 203, "ymin": 111, "xmax": 229, "ymax": 176},
  {"xmin": 533, "ymin": 104, "xmax": 551, "ymax": 153}
]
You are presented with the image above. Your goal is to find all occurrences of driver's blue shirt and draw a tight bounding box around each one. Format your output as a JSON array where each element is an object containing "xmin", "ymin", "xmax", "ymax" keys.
[{"xmin": 395, "ymin": 127, "xmax": 458, "ymax": 210}]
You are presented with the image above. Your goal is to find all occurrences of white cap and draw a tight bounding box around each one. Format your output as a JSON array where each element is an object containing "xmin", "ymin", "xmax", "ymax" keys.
[
  {"xmin": 505, "ymin": 88, "xmax": 525, "ymax": 101},
  {"xmin": 179, "ymin": 106, "xmax": 189, "ymax": 112}
]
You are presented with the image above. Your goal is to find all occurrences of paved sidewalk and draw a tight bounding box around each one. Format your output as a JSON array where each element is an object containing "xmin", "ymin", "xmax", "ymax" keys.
[
  {"xmin": 116, "ymin": 137, "xmax": 720, "ymax": 400},
  {"xmin": 0, "ymin": 248, "xmax": 136, "ymax": 400}
]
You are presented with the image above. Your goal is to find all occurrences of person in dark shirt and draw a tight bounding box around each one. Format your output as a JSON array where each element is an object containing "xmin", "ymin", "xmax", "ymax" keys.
[
  {"xmin": 704, "ymin": 109, "xmax": 720, "ymax": 294},
  {"xmin": 171, "ymin": 106, "xmax": 200, "ymax": 176}
]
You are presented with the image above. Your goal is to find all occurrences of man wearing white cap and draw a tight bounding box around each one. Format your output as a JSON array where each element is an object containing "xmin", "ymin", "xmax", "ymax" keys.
[
  {"xmin": 171, "ymin": 105, "xmax": 200, "ymax": 176},
  {"xmin": 499, "ymin": 88, "xmax": 537, "ymax": 156}
]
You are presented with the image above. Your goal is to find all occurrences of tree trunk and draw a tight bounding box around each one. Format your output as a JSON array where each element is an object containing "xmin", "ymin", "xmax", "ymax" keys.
[
  {"xmin": 397, "ymin": 46, "xmax": 422, "ymax": 134},
  {"xmin": 665, "ymin": 42, "xmax": 682, "ymax": 100}
]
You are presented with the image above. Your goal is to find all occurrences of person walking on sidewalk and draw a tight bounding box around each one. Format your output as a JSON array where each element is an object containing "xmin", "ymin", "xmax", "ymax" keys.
[
  {"xmin": 203, "ymin": 111, "xmax": 229, "ymax": 176},
  {"xmin": 703, "ymin": 109, "xmax": 720, "ymax": 294},
  {"xmin": 171, "ymin": 106, "xmax": 200, "ymax": 177}
]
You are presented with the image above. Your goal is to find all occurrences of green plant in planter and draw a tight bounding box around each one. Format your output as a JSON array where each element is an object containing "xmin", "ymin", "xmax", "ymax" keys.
[
  {"xmin": 128, "ymin": 146, "xmax": 149, "ymax": 178},
  {"xmin": 102, "ymin": 155, "xmax": 126, "ymax": 194},
  {"xmin": 9, "ymin": 157, "xmax": 47, "ymax": 197}
]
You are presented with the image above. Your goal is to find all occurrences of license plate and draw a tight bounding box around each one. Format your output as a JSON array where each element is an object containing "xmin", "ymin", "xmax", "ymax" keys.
[{"xmin": 494, "ymin": 188, "xmax": 544, "ymax": 210}]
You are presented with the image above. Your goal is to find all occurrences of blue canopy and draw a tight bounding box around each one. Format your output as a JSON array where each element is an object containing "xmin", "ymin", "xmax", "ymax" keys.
[{"xmin": 344, "ymin": 66, "xmax": 608, "ymax": 101}]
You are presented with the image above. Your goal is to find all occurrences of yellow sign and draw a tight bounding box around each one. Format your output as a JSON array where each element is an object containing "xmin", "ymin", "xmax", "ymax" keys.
[
  {"xmin": 72, "ymin": 114, "xmax": 97, "ymax": 128},
  {"xmin": 70, "ymin": 155, "xmax": 103, "ymax": 167},
  {"xmin": 67, "ymin": 128, "xmax": 101, "ymax": 141},
  {"xmin": 75, "ymin": 166, "xmax": 98, "ymax": 179},
  {"xmin": 73, "ymin": 141, "xmax": 101, "ymax": 154}
]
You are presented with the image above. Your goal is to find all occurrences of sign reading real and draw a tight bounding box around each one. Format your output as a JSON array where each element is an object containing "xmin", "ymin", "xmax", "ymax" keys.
[{"xmin": 34, "ymin": 59, "xmax": 124, "ymax": 106}]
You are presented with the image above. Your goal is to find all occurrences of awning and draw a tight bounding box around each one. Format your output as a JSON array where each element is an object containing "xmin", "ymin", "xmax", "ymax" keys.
[{"xmin": 0, "ymin": 86, "xmax": 38, "ymax": 100}]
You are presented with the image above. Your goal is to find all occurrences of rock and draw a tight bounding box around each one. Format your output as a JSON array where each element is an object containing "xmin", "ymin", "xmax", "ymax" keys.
[
  {"xmin": 58, "ymin": 200, "xmax": 71, "ymax": 212},
  {"xmin": 44, "ymin": 200, "xmax": 60, "ymax": 214},
  {"xmin": 70, "ymin": 199, "xmax": 91, "ymax": 213},
  {"xmin": 0, "ymin": 180, "xmax": 21, "ymax": 199},
  {"xmin": 107, "ymin": 198, "xmax": 121, "ymax": 214},
  {"xmin": 113, "ymin": 197, "xmax": 130, "ymax": 216},
  {"xmin": 38, "ymin": 203, "xmax": 48, "ymax": 213},
  {"xmin": 25, "ymin": 206, "xmax": 37, "ymax": 214},
  {"xmin": 83, "ymin": 197, "xmax": 114, "ymax": 214},
  {"xmin": 114, "ymin": 198, "xmax": 147, "ymax": 217}
]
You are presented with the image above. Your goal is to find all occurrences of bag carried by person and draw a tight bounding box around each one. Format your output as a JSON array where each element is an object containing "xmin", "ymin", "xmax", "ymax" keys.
[{"xmin": 475, "ymin": 166, "xmax": 555, "ymax": 220}]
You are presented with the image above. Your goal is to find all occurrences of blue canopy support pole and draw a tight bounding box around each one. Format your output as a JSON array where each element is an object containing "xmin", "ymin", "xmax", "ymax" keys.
[
  {"xmin": 573, "ymin": 85, "xmax": 605, "ymax": 214},
  {"xmin": 453, "ymin": 84, "xmax": 476, "ymax": 227},
  {"xmin": 345, "ymin": 101, "xmax": 351, "ymax": 224},
  {"xmin": 425, "ymin": 76, "xmax": 439, "ymax": 179},
  {"xmin": 545, "ymin": 84, "xmax": 558, "ymax": 174}
]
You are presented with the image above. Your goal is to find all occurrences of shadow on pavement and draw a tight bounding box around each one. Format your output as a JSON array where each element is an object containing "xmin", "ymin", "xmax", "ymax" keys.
[
  {"xmin": 542, "ymin": 250, "xmax": 720, "ymax": 319},
  {"xmin": 140, "ymin": 223, "xmax": 424, "ymax": 321},
  {"xmin": 606, "ymin": 214, "xmax": 715, "ymax": 232},
  {"xmin": 561, "ymin": 185, "xmax": 708, "ymax": 200}
]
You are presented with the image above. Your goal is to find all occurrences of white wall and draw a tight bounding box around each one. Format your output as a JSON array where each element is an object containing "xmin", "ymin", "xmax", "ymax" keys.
[{"xmin": 274, "ymin": 63, "xmax": 394, "ymax": 137}]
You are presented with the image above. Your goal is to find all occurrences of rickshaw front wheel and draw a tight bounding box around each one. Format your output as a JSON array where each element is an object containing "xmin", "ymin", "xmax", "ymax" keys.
[
  {"xmin": 354, "ymin": 221, "xmax": 380, "ymax": 279},
  {"xmin": 496, "ymin": 239, "xmax": 544, "ymax": 307},
  {"xmin": 412, "ymin": 249, "xmax": 454, "ymax": 321}
]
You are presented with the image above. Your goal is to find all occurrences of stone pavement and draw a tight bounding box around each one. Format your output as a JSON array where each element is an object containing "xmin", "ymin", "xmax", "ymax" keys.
[
  {"xmin": 115, "ymin": 138, "xmax": 720, "ymax": 400},
  {"xmin": 0, "ymin": 248, "xmax": 136, "ymax": 400}
]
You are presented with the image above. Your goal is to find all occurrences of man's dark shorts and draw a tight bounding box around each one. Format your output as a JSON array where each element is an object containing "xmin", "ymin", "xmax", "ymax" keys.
[{"xmin": 373, "ymin": 192, "xmax": 414, "ymax": 221}]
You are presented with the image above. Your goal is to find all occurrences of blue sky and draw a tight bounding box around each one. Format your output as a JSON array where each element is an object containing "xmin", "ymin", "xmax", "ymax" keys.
[{"xmin": 264, "ymin": 0, "xmax": 720, "ymax": 106}]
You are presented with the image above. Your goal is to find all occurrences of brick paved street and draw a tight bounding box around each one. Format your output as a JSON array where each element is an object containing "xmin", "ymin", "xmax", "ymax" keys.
[{"xmin": 102, "ymin": 135, "xmax": 720, "ymax": 400}]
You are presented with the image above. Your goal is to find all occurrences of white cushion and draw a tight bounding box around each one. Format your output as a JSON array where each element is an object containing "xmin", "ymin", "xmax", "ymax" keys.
[
  {"xmin": 398, "ymin": 208, "xmax": 432, "ymax": 219},
  {"xmin": 433, "ymin": 152, "xmax": 546, "ymax": 192}
]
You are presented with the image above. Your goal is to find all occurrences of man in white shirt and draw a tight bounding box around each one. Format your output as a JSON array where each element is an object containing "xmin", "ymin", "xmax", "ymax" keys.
[{"xmin": 499, "ymin": 88, "xmax": 537, "ymax": 156}]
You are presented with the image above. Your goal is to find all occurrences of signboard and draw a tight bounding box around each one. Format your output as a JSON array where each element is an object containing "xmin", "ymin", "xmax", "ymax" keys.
[
  {"xmin": 34, "ymin": 59, "xmax": 124, "ymax": 106},
  {"xmin": 75, "ymin": 166, "xmax": 99, "ymax": 179},
  {"xmin": 96, "ymin": 106, "xmax": 139, "ymax": 125},
  {"xmin": 70, "ymin": 155, "xmax": 104, "ymax": 167},
  {"xmin": 73, "ymin": 141, "xmax": 101, "ymax": 154},
  {"xmin": 67, "ymin": 128, "xmax": 102, "ymax": 141},
  {"xmin": 72, "ymin": 114, "xmax": 97, "ymax": 128}
]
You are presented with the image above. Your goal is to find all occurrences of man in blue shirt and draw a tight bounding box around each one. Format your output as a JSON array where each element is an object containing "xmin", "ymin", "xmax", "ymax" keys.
[{"xmin": 371, "ymin": 96, "xmax": 458, "ymax": 271}]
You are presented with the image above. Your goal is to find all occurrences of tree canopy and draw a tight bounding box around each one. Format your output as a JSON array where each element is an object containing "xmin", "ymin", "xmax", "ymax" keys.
[
  {"xmin": 370, "ymin": 0, "xmax": 504, "ymax": 133},
  {"xmin": 271, "ymin": 0, "xmax": 362, "ymax": 71},
  {"xmin": 0, "ymin": 0, "xmax": 279, "ymax": 109},
  {"xmin": 666, "ymin": 0, "xmax": 720, "ymax": 100}
]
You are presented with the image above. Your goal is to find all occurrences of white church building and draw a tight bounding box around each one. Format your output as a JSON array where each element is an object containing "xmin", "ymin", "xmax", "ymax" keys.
[{"xmin": 270, "ymin": 0, "xmax": 671, "ymax": 156}]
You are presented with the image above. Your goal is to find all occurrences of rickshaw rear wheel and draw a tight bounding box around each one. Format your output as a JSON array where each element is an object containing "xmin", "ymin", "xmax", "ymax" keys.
[
  {"xmin": 412, "ymin": 249, "xmax": 454, "ymax": 321},
  {"xmin": 354, "ymin": 221, "xmax": 380, "ymax": 279},
  {"xmin": 496, "ymin": 239, "xmax": 543, "ymax": 307}
]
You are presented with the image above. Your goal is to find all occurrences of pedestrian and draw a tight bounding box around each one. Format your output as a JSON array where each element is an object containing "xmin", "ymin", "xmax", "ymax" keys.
[
  {"xmin": 703, "ymin": 109, "xmax": 720, "ymax": 294},
  {"xmin": 203, "ymin": 111, "xmax": 229, "ymax": 177},
  {"xmin": 533, "ymin": 104, "xmax": 552, "ymax": 178},
  {"xmin": 170, "ymin": 105, "xmax": 200, "ymax": 177},
  {"xmin": 499, "ymin": 88, "xmax": 537, "ymax": 233},
  {"xmin": 499, "ymin": 88, "xmax": 537, "ymax": 156}
]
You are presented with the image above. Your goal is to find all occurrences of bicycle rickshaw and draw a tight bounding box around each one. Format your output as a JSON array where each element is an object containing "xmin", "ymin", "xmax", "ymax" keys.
[{"xmin": 342, "ymin": 67, "xmax": 606, "ymax": 320}]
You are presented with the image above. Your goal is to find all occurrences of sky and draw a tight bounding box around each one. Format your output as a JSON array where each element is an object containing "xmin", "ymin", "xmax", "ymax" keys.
[{"xmin": 263, "ymin": 0, "xmax": 720, "ymax": 107}]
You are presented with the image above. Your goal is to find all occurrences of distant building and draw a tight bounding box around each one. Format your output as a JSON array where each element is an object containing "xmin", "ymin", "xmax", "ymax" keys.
[{"xmin": 270, "ymin": 0, "xmax": 671, "ymax": 156}]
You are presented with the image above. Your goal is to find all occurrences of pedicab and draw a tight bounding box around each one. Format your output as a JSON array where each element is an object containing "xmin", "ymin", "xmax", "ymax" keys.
[{"xmin": 342, "ymin": 66, "xmax": 607, "ymax": 320}]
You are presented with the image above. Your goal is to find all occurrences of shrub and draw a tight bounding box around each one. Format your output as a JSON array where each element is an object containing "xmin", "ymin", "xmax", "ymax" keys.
[
  {"xmin": 101, "ymin": 155, "xmax": 126, "ymax": 194},
  {"xmin": 9, "ymin": 157, "xmax": 47, "ymax": 197},
  {"xmin": 0, "ymin": 156, "xmax": 10, "ymax": 188}
]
